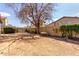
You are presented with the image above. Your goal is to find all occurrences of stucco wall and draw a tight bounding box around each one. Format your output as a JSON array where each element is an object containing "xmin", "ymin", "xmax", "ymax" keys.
[{"xmin": 40, "ymin": 17, "xmax": 79, "ymax": 37}]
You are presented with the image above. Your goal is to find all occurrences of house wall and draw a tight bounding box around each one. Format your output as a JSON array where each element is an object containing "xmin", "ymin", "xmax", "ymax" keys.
[
  {"xmin": 40, "ymin": 17, "xmax": 79, "ymax": 37},
  {"xmin": 16, "ymin": 28, "xmax": 26, "ymax": 33}
]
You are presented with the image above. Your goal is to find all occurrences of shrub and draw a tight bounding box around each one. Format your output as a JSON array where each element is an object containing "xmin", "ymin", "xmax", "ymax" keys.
[
  {"xmin": 53, "ymin": 28, "xmax": 59, "ymax": 33},
  {"xmin": 25, "ymin": 28, "xmax": 37, "ymax": 34},
  {"xmin": 60, "ymin": 24, "xmax": 79, "ymax": 38},
  {"xmin": 4, "ymin": 26, "xmax": 16, "ymax": 34}
]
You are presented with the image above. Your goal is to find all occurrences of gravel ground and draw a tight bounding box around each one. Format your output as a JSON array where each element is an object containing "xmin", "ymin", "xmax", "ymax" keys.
[{"xmin": 0, "ymin": 35, "xmax": 79, "ymax": 56}]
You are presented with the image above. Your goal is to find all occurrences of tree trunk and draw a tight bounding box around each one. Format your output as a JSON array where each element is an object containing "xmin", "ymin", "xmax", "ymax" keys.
[
  {"xmin": 36, "ymin": 27, "xmax": 40, "ymax": 34},
  {"xmin": 0, "ymin": 24, "xmax": 2, "ymax": 34},
  {"xmin": 0, "ymin": 27, "xmax": 1, "ymax": 34}
]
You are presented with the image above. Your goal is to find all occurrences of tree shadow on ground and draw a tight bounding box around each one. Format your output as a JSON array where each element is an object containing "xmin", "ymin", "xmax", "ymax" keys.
[
  {"xmin": 0, "ymin": 37, "xmax": 15, "ymax": 43},
  {"xmin": 0, "ymin": 35, "xmax": 38, "ymax": 43}
]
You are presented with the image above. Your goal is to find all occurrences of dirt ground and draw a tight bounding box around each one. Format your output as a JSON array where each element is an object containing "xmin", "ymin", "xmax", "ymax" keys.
[{"xmin": 0, "ymin": 35, "xmax": 79, "ymax": 56}]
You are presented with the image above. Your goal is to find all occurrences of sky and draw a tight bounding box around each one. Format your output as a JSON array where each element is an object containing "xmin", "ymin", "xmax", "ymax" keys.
[
  {"xmin": 53, "ymin": 3, "xmax": 79, "ymax": 21},
  {"xmin": 0, "ymin": 4, "xmax": 27, "ymax": 27},
  {"xmin": 0, "ymin": 3, "xmax": 79, "ymax": 27}
]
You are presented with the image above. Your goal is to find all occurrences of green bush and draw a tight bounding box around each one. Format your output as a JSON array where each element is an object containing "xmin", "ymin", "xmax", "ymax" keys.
[
  {"xmin": 4, "ymin": 26, "xmax": 16, "ymax": 34},
  {"xmin": 60, "ymin": 24, "xmax": 79, "ymax": 38},
  {"xmin": 25, "ymin": 28, "xmax": 37, "ymax": 34}
]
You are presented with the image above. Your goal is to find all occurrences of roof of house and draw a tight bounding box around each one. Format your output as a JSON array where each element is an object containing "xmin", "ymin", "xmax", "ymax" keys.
[
  {"xmin": 46, "ymin": 16, "xmax": 79, "ymax": 26},
  {"xmin": 0, "ymin": 14, "xmax": 6, "ymax": 19},
  {"xmin": 0, "ymin": 15, "xmax": 6, "ymax": 23}
]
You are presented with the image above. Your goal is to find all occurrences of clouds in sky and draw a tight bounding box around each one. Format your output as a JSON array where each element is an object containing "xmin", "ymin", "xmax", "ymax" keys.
[{"xmin": 0, "ymin": 12, "xmax": 11, "ymax": 17}]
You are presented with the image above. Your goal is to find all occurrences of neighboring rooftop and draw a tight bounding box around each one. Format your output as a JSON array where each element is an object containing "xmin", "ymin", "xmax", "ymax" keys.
[{"xmin": 47, "ymin": 16, "xmax": 79, "ymax": 26}]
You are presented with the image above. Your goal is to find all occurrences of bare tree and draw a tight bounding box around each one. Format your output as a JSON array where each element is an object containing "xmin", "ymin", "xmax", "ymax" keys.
[{"xmin": 6, "ymin": 3, "xmax": 55, "ymax": 34}]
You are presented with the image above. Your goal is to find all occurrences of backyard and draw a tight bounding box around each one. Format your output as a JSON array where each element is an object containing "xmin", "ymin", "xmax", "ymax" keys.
[
  {"xmin": 0, "ymin": 33, "xmax": 78, "ymax": 56},
  {"xmin": 0, "ymin": 3, "xmax": 79, "ymax": 56}
]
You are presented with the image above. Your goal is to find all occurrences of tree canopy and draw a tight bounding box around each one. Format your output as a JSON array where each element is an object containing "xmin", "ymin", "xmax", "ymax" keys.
[{"xmin": 6, "ymin": 3, "xmax": 55, "ymax": 34}]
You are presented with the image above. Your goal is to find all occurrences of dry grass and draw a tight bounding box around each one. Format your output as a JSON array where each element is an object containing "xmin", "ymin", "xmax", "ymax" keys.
[{"xmin": 0, "ymin": 36, "xmax": 79, "ymax": 56}]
